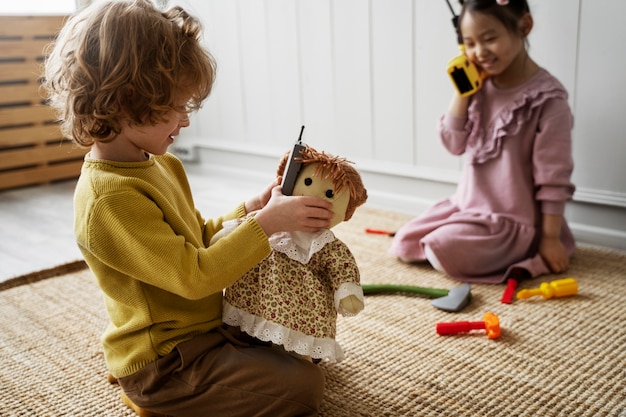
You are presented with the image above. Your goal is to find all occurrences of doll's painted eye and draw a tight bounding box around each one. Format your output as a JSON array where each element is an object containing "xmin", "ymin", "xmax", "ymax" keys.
[
  {"xmin": 325, "ymin": 189, "xmax": 334, "ymax": 199},
  {"xmin": 304, "ymin": 178, "xmax": 313, "ymax": 186}
]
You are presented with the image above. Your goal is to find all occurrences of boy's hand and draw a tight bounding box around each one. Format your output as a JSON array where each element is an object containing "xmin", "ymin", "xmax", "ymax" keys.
[
  {"xmin": 254, "ymin": 187, "xmax": 333, "ymax": 236},
  {"xmin": 244, "ymin": 178, "xmax": 280, "ymax": 214}
]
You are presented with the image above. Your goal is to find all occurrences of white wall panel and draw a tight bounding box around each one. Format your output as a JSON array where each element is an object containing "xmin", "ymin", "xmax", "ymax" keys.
[
  {"xmin": 265, "ymin": 0, "xmax": 302, "ymax": 146},
  {"xmin": 296, "ymin": 0, "xmax": 335, "ymax": 151},
  {"xmin": 370, "ymin": 0, "xmax": 414, "ymax": 163},
  {"xmin": 195, "ymin": 0, "xmax": 246, "ymax": 141},
  {"xmin": 238, "ymin": 0, "xmax": 273, "ymax": 143},
  {"xmin": 573, "ymin": 0, "xmax": 626, "ymax": 195},
  {"xmin": 331, "ymin": 0, "xmax": 373, "ymax": 159},
  {"xmin": 414, "ymin": 0, "xmax": 462, "ymax": 172}
]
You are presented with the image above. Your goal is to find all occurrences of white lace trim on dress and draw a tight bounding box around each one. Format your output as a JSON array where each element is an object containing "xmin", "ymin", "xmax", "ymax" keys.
[
  {"xmin": 222, "ymin": 301, "xmax": 345, "ymax": 362},
  {"xmin": 269, "ymin": 229, "xmax": 335, "ymax": 264}
]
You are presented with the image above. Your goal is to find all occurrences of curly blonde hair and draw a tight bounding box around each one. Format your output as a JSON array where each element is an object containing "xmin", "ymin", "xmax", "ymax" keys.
[
  {"xmin": 42, "ymin": 0, "xmax": 216, "ymax": 146},
  {"xmin": 277, "ymin": 146, "xmax": 368, "ymax": 221}
]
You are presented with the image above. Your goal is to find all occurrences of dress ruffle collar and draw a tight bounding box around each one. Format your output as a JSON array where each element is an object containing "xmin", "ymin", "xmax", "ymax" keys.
[
  {"xmin": 269, "ymin": 229, "xmax": 335, "ymax": 264},
  {"xmin": 465, "ymin": 69, "xmax": 568, "ymax": 164}
]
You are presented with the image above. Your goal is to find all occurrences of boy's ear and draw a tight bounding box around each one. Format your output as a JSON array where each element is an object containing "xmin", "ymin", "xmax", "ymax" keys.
[{"xmin": 519, "ymin": 13, "xmax": 533, "ymax": 37}]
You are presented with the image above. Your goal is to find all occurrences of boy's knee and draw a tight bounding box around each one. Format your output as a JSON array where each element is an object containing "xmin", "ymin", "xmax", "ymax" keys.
[{"xmin": 283, "ymin": 358, "xmax": 326, "ymax": 413}]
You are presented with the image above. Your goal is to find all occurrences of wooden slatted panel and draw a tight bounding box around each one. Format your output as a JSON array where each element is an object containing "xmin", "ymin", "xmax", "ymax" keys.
[
  {"xmin": 0, "ymin": 15, "xmax": 86, "ymax": 191},
  {"xmin": 1, "ymin": 39, "xmax": 54, "ymax": 61},
  {"xmin": 0, "ymin": 83, "xmax": 44, "ymax": 106},
  {"xmin": 0, "ymin": 61, "xmax": 44, "ymax": 82},
  {"xmin": 0, "ymin": 15, "xmax": 68, "ymax": 37}
]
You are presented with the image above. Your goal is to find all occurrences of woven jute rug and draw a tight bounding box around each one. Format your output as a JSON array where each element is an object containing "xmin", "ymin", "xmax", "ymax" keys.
[{"xmin": 1, "ymin": 207, "xmax": 624, "ymax": 416}]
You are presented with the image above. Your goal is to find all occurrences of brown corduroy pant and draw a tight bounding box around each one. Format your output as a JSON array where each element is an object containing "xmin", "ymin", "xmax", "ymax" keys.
[{"xmin": 117, "ymin": 326, "xmax": 325, "ymax": 417}]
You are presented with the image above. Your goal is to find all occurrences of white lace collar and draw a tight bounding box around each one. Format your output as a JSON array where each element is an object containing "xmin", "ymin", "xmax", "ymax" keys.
[{"xmin": 269, "ymin": 229, "xmax": 336, "ymax": 264}]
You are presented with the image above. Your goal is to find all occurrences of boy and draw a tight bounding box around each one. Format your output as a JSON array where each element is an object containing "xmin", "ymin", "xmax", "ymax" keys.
[{"xmin": 44, "ymin": 1, "xmax": 332, "ymax": 415}]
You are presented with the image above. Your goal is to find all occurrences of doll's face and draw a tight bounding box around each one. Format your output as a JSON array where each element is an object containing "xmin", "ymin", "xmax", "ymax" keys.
[{"xmin": 292, "ymin": 163, "xmax": 350, "ymax": 229}]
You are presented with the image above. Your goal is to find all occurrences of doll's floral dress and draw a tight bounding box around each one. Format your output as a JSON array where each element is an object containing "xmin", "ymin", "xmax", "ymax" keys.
[{"xmin": 223, "ymin": 228, "xmax": 364, "ymax": 362}]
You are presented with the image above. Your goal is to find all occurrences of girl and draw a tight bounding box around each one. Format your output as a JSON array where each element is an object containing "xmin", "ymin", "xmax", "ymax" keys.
[
  {"xmin": 390, "ymin": 0, "xmax": 575, "ymax": 285},
  {"xmin": 43, "ymin": 1, "xmax": 333, "ymax": 416}
]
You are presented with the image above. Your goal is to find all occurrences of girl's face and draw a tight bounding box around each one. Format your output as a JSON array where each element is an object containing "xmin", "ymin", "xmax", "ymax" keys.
[{"xmin": 460, "ymin": 10, "xmax": 527, "ymax": 80}]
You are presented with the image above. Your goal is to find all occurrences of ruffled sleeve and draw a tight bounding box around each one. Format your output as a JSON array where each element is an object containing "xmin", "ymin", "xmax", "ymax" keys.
[{"xmin": 439, "ymin": 113, "xmax": 472, "ymax": 156}]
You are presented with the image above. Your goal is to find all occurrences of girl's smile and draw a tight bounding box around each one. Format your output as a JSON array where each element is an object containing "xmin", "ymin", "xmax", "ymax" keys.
[{"xmin": 460, "ymin": 10, "xmax": 537, "ymax": 89}]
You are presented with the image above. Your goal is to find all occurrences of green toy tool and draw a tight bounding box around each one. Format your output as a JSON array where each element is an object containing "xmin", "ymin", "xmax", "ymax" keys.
[{"xmin": 362, "ymin": 283, "xmax": 472, "ymax": 313}]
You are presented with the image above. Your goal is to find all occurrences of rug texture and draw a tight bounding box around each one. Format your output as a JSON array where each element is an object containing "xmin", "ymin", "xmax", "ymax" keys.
[{"xmin": 1, "ymin": 207, "xmax": 624, "ymax": 417}]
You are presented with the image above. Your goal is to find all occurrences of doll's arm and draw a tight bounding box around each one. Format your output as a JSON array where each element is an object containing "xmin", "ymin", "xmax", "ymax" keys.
[
  {"xmin": 339, "ymin": 293, "xmax": 364, "ymax": 315},
  {"xmin": 335, "ymin": 282, "xmax": 364, "ymax": 316},
  {"xmin": 327, "ymin": 240, "xmax": 364, "ymax": 316}
]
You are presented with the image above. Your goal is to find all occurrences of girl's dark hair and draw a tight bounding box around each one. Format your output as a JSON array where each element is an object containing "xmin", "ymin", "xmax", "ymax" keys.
[{"xmin": 459, "ymin": 0, "xmax": 531, "ymax": 35}]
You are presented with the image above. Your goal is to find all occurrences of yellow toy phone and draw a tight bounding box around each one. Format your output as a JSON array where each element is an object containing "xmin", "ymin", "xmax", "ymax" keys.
[
  {"xmin": 447, "ymin": 45, "xmax": 485, "ymax": 97},
  {"xmin": 445, "ymin": 0, "xmax": 485, "ymax": 97}
]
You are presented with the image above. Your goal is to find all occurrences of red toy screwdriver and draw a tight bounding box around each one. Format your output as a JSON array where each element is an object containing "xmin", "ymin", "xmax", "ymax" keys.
[
  {"xmin": 500, "ymin": 268, "xmax": 530, "ymax": 304},
  {"xmin": 436, "ymin": 312, "xmax": 501, "ymax": 339},
  {"xmin": 500, "ymin": 278, "xmax": 518, "ymax": 304}
]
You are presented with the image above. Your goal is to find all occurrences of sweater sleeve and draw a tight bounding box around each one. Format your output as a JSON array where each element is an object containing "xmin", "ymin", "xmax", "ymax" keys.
[
  {"xmin": 201, "ymin": 202, "xmax": 247, "ymax": 246},
  {"xmin": 83, "ymin": 191, "xmax": 270, "ymax": 300},
  {"xmin": 438, "ymin": 113, "xmax": 471, "ymax": 156},
  {"xmin": 533, "ymin": 97, "xmax": 575, "ymax": 215}
]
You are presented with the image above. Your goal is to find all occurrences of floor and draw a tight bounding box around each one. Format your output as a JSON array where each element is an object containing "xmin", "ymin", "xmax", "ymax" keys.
[{"xmin": 0, "ymin": 162, "xmax": 269, "ymax": 283}]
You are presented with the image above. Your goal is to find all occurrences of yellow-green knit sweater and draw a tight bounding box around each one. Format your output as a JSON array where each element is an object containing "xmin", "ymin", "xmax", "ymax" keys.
[{"xmin": 74, "ymin": 152, "xmax": 270, "ymax": 378}]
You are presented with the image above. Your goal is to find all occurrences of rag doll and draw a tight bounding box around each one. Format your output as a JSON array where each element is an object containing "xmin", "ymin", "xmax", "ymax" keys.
[{"xmin": 216, "ymin": 145, "xmax": 368, "ymax": 362}]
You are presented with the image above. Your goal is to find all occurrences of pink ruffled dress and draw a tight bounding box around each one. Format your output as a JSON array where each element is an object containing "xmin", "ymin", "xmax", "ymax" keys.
[{"xmin": 389, "ymin": 69, "xmax": 576, "ymax": 283}]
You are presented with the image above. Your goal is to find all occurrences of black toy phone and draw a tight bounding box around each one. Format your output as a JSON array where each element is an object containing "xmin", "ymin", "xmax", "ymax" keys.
[
  {"xmin": 281, "ymin": 126, "xmax": 307, "ymax": 196},
  {"xmin": 445, "ymin": 0, "xmax": 485, "ymax": 97}
]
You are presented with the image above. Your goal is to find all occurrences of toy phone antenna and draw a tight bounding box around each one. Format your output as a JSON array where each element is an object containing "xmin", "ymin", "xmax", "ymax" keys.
[
  {"xmin": 444, "ymin": 0, "xmax": 456, "ymax": 16},
  {"xmin": 444, "ymin": 0, "xmax": 463, "ymax": 45},
  {"xmin": 297, "ymin": 125, "xmax": 305, "ymax": 144},
  {"xmin": 443, "ymin": 0, "xmax": 485, "ymax": 97}
]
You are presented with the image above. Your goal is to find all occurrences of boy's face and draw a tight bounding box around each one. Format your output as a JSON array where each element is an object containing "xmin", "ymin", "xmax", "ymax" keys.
[
  {"xmin": 119, "ymin": 105, "xmax": 190, "ymax": 160},
  {"xmin": 292, "ymin": 164, "xmax": 350, "ymax": 229}
]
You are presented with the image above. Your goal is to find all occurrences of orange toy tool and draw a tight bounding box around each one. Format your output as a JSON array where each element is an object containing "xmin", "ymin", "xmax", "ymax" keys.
[
  {"xmin": 516, "ymin": 278, "xmax": 578, "ymax": 300},
  {"xmin": 436, "ymin": 312, "xmax": 501, "ymax": 339}
]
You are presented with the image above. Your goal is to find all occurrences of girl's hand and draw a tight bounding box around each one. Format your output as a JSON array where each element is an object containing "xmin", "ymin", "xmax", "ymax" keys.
[
  {"xmin": 447, "ymin": 93, "xmax": 471, "ymax": 118},
  {"xmin": 253, "ymin": 186, "xmax": 333, "ymax": 236},
  {"xmin": 539, "ymin": 236, "xmax": 569, "ymax": 274},
  {"xmin": 539, "ymin": 213, "xmax": 569, "ymax": 274}
]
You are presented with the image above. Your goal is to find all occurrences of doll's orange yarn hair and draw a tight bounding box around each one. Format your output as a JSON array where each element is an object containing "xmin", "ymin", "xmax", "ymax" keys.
[{"xmin": 277, "ymin": 145, "xmax": 368, "ymax": 221}]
